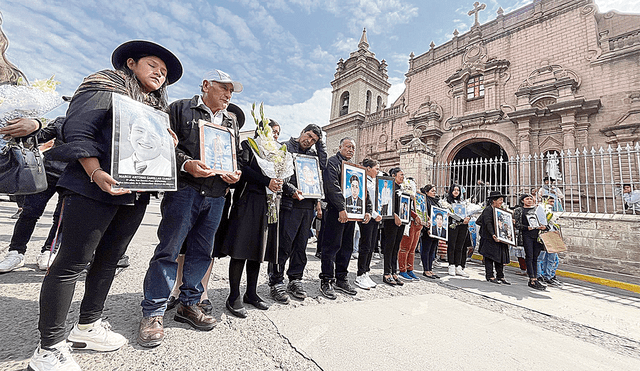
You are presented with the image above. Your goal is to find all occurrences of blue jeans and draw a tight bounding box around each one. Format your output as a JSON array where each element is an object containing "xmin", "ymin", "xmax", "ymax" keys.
[
  {"xmin": 537, "ymin": 251, "xmax": 559, "ymax": 279},
  {"xmin": 141, "ymin": 186, "xmax": 225, "ymax": 317}
]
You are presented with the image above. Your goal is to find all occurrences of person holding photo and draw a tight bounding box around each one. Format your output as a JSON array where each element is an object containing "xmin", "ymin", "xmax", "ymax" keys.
[
  {"xmin": 28, "ymin": 41, "xmax": 183, "ymax": 370},
  {"xmin": 477, "ymin": 191, "xmax": 511, "ymax": 284},
  {"xmin": 420, "ymin": 184, "xmax": 440, "ymax": 279},
  {"xmin": 268, "ymin": 124, "xmax": 326, "ymax": 303},
  {"xmin": 354, "ymin": 158, "xmax": 383, "ymax": 289},
  {"xmin": 380, "ymin": 167, "xmax": 407, "ymax": 286},
  {"xmin": 446, "ymin": 184, "xmax": 470, "ymax": 277},
  {"xmin": 319, "ymin": 137, "xmax": 370, "ymax": 299},
  {"xmin": 514, "ymin": 194, "xmax": 547, "ymax": 290},
  {"xmin": 139, "ymin": 69, "xmax": 243, "ymax": 346}
]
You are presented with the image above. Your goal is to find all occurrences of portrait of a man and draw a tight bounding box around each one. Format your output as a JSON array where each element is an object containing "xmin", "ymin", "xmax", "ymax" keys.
[
  {"xmin": 345, "ymin": 174, "xmax": 363, "ymax": 214},
  {"xmin": 119, "ymin": 115, "xmax": 172, "ymax": 177},
  {"xmin": 431, "ymin": 213, "xmax": 447, "ymax": 238}
]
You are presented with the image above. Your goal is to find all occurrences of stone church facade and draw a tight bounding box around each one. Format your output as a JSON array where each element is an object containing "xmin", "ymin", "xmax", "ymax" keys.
[{"xmin": 323, "ymin": 0, "xmax": 640, "ymax": 189}]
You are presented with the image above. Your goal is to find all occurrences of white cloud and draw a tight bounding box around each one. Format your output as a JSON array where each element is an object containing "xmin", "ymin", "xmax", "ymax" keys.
[
  {"xmin": 595, "ymin": 0, "xmax": 640, "ymax": 12},
  {"xmin": 388, "ymin": 79, "xmax": 406, "ymax": 106},
  {"xmin": 237, "ymin": 87, "xmax": 332, "ymax": 141},
  {"xmin": 332, "ymin": 34, "xmax": 358, "ymax": 55},
  {"xmin": 214, "ymin": 6, "xmax": 262, "ymax": 51}
]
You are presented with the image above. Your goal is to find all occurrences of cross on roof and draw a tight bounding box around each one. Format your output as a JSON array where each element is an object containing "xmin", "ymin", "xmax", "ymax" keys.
[{"xmin": 468, "ymin": 2, "xmax": 486, "ymax": 27}]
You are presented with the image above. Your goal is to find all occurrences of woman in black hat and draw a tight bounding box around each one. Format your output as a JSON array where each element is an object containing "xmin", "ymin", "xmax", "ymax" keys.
[
  {"xmin": 28, "ymin": 40, "xmax": 182, "ymax": 371},
  {"xmin": 477, "ymin": 191, "xmax": 511, "ymax": 284}
]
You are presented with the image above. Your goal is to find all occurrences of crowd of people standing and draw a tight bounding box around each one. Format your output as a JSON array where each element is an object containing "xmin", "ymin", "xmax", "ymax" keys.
[{"xmin": 0, "ymin": 39, "xmax": 564, "ymax": 371}]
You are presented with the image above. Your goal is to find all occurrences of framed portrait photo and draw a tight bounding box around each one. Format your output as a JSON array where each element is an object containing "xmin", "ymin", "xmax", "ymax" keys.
[
  {"xmin": 199, "ymin": 119, "xmax": 237, "ymax": 175},
  {"xmin": 415, "ymin": 192, "xmax": 428, "ymax": 223},
  {"xmin": 375, "ymin": 176, "xmax": 395, "ymax": 220},
  {"xmin": 398, "ymin": 193, "xmax": 411, "ymax": 224},
  {"xmin": 342, "ymin": 161, "xmax": 367, "ymax": 221},
  {"xmin": 294, "ymin": 154, "xmax": 324, "ymax": 199},
  {"xmin": 111, "ymin": 93, "xmax": 177, "ymax": 192},
  {"xmin": 428, "ymin": 206, "xmax": 449, "ymax": 241},
  {"xmin": 452, "ymin": 203, "xmax": 467, "ymax": 218},
  {"xmin": 494, "ymin": 207, "xmax": 515, "ymax": 245}
]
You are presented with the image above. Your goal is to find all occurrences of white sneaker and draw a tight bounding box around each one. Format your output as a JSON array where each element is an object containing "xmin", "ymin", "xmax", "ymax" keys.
[
  {"xmin": 456, "ymin": 266, "xmax": 469, "ymax": 277},
  {"xmin": 28, "ymin": 341, "xmax": 81, "ymax": 371},
  {"xmin": 67, "ymin": 319, "xmax": 127, "ymax": 352},
  {"xmin": 0, "ymin": 251, "xmax": 25, "ymax": 273},
  {"xmin": 354, "ymin": 274, "xmax": 371, "ymax": 290},
  {"xmin": 364, "ymin": 272, "xmax": 377, "ymax": 288},
  {"xmin": 37, "ymin": 251, "xmax": 56, "ymax": 271},
  {"xmin": 448, "ymin": 265, "xmax": 456, "ymax": 276}
]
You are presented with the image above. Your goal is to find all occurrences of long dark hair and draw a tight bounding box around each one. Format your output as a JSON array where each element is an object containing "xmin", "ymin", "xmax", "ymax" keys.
[
  {"xmin": 119, "ymin": 55, "xmax": 169, "ymax": 110},
  {"xmin": 446, "ymin": 184, "xmax": 462, "ymax": 203}
]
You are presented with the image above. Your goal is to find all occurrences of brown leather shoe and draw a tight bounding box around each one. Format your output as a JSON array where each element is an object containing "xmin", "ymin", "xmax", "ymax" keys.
[
  {"xmin": 137, "ymin": 316, "xmax": 164, "ymax": 348},
  {"xmin": 174, "ymin": 303, "xmax": 217, "ymax": 331}
]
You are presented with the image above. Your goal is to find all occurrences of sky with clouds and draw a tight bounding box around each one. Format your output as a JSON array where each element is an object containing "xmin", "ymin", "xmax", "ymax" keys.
[{"xmin": 2, "ymin": 0, "xmax": 638, "ymax": 140}]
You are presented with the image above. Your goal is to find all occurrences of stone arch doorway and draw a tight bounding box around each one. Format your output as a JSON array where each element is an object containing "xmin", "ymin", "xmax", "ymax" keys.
[{"xmin": 448, "ymin": 140, "xmax": 508, "ymax": 203}]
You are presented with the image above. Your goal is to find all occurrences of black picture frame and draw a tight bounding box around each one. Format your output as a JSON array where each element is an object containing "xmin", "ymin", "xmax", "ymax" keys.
[{"xmin": 342, "ymin": 161, "xmax": 367, "ymax": 221}]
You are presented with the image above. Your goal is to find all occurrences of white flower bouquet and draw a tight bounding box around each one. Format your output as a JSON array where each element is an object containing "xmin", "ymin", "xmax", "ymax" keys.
[
  {"xmin": 0, "ymin": 76, "xmax": 63, "ymax": 124},
  {"xmin": 247, "ymin": 102, "xmax": 294, "ymax": 223}
]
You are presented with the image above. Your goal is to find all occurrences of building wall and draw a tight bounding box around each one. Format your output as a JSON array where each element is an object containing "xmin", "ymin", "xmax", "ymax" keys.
[{"xmin": 558, "ymin": 213, "xmax": 640, "ymax": 275}]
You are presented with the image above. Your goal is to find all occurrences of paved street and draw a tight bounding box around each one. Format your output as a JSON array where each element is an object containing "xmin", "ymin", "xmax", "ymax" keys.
[{"xmin": 1, "ymin": 195, "xmax": 640, "ymax": 370}]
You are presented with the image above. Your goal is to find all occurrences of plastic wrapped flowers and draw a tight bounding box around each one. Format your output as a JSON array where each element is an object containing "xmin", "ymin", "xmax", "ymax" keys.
[
  {"xmin": 247, "ymin": 102, "xmax": 294, "ymax": 223},
  {"xmin": 0, "ymin": 75, "xmax": 63, "ymax": 124}
]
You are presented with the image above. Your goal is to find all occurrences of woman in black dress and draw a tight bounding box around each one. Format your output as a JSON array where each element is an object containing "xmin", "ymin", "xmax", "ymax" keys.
[
  {"xmin": 218, "ymin": 120, "xmax": 282, "ymax": 318},
  {"xmin": 477, "ymin": 191, "xmax": 511, "ymax": 284}
]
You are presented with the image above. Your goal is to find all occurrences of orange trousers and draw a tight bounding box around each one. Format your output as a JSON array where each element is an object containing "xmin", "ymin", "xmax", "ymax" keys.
[{"xmin": 398, "ymin": 221, "xmax": 423, "ymax": 272}]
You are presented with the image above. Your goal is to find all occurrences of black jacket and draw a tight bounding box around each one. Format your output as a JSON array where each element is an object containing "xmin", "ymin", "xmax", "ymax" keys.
[
  {"xmin": 37, "ymin": 117, "xmax": 67, "ymax": 178},
  {"xmin": 168, "ymin": 96, "xmax": 241, "ymax": 198},
  {"xmin": 281, "ymin": 137, "xmax": 327, "ymax": 210},
  {"xmin": 55, "ymin": 90, "xmax": 147, "ymax": 205},
  {"xmin": 323, "ymin": 152, "xmax": 372, "ymax": 214}
]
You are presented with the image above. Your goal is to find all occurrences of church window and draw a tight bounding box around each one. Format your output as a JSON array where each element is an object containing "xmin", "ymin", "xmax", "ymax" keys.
[
  {"xmin": 366, "ymin": 90, "xmax": 372, "ymax": 113},
  {"xmin": 340, "ymin": 92, "xmax": 349, "ymax": 116},
  {"xmin": 376, "ymin": 96, "xmax": 383, "ymax": 111},
  {"xmin": 466, "ymin": 75, "xmax": 484, "ymax": 100}
]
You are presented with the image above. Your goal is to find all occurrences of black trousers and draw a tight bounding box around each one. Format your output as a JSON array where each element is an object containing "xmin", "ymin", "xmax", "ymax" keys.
[
  {"xmin": 447, "ymin": 224, "xmax": 468, "ymax": 267},
  {"xmin": 420, "ymin": 234, "xmax": 439, "ymax": 271},
  {"xmin": 357, "ymin": 220, "xmax": 379, "ymax": 276},
  {"xmin": 38, "ymin": 193, "xmax": 147, "ymax": 347},
  {"xmin": 484, "ymin": 257, "xmax": 504, "ymax": 280},
  {"xmin": 382, "ymin": 220, "xmax": 403, "ymax": 275},
  {"xmin": 268, "ymin": 207, "xmax": 314, "ymax": 285},
  {"xmin": 319, "ymin": 206, "xmax": 354, "ymax": 281},
  {"xmin": 523, "ymin": 234, "xmax": 544, "ymax": 279},
  {"xmin": 9, "ymin": 173, "xmax": 62, "ymax": 255}
]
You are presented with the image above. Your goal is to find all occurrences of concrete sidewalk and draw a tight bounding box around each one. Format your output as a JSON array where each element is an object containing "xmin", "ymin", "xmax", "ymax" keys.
[{"xmin": 1, "ymin": 196, "xmax": 639, "ymax": 370}]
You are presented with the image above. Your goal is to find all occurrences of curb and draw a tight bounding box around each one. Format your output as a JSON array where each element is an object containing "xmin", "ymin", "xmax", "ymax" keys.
[{"xmin": 470, "ymin": 254, "xmax": 640, "ymax": 294}]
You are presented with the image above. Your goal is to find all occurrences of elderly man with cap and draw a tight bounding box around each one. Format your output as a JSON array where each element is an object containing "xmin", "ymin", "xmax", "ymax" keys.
[{"xmin": 139, "ymin": 70, "xmax": 244, "ymax": 347}]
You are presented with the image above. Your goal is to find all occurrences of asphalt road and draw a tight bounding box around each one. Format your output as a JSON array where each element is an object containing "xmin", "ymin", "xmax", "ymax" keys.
[{"xmin": 1, "ymin": 195, "xmax": 639, "ymax": 370}]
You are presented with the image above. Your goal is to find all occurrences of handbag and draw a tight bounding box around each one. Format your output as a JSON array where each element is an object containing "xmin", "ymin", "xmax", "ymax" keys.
[{"xmin": 0, "ymin": 136, "xmax": 48, "ymax": 195}]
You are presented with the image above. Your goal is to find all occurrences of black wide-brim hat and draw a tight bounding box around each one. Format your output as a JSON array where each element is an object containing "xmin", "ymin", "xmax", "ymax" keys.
[
  {"xmin": 227, "ymin": 103, "xmax": 245, "ymax": 129},
  {"xmin": 487, "ymin": 190, "xmax": 508, "ymax": 200},
  {"xmin": 111, "ymin": 40, "xmax": 183, "ymax": 85}
]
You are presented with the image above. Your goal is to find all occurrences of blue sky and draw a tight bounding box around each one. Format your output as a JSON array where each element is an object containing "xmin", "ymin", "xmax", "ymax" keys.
[{"xmin": 2, "ymin": 0, "xmax": 638, "ymax": 140}]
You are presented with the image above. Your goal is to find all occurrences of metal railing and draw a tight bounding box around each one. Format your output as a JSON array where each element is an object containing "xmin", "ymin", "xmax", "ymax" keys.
[{"xmin": 428, "ymin": 143, "xmax": 640, "ymax": 214}]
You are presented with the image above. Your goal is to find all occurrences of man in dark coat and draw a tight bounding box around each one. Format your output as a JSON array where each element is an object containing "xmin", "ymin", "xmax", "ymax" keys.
[
  {"xmin": 319, "ymin": 137, "xmax": 371, "ymax": 299},
  {"xmin": 139, "ymin": 70, "xmax": 243, "ymax": 347},
  {"xmin": 267, "ymin": 124, "xmax": 327, "ymax": 303}
]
